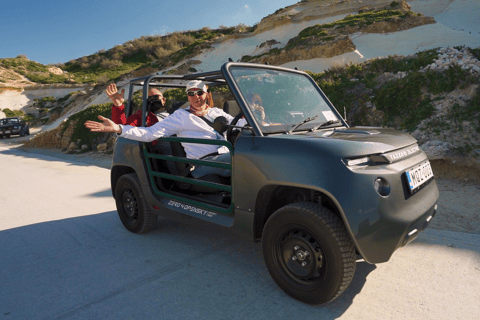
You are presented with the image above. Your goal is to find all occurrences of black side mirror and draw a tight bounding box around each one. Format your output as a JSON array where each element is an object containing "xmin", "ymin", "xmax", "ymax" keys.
[{"xmin": 213, "ymin": 116, "xmax": 229, "ymax": 134}]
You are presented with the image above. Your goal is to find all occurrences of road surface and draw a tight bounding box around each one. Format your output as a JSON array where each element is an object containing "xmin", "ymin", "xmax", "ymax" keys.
[{"xmin": 0, "ymin": 143, "xmax": 479, "ymax": 320}]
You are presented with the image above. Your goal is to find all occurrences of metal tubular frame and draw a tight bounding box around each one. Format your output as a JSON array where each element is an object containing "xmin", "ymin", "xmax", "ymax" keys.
[{"xmin": 142, "ymin": 137, "xmax": 234, "ymax": 214}]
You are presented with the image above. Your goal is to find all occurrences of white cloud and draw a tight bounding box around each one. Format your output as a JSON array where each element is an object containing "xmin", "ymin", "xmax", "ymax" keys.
[{"xmin": 150, "ymin": 25, "xmax": 170, "ymax": 36}]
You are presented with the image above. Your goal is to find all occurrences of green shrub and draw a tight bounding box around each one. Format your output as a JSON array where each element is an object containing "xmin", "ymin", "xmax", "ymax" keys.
[
  {"xmin": 305, "ymin": 46, "xmax": 480, "ymax": 131},
  {"xmin": 425, "ymin": 64, "xmax": 473, "ymax": 94},
  {"xmin": 40, "ymin": 97, "xmax": 56, "ymax": 103},
  {"xmin": 58, "ymin": 91, "xmax": 79, "ymax": 104},
  {"xmin": 287, "ymin": 8, "xmax": 408, "ymax": 50},
  {"xmin": 468, "ymin": 47, "xmax": 480, "ymax": 60},
  {"xmin": 373, "ymin": 72, "xmax": 436, "ymax": 130},
  {"xmin": 449, "ymin": 87, "xmax": 480, "ymax": 132},
  {"xmin": 2, "ymin": 108, "xmax": 24, "ymax": 117},
  {"xmin": 22, "ymin": 113, "xmax": 37, "ymax": 124},
  {"xmin": 369, "ymin": 49, "xmax": 438, "ymax": 73},
  {"xmin": 61, "ymin": 103, "xmax": 112, "ymax": 148},
  {"xmin": 163, "ymin": 88, "xmax": 187, "ymax": 103}
]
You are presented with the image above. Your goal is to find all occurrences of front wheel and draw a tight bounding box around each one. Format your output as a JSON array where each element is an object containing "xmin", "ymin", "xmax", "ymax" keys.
[
  {"xmin": 115, "ymin": 173, "xmax": 157, "ymax": 233},
  {"xmin": 262, "ymin": 202, "xmax": 356, "ymax": 304}
]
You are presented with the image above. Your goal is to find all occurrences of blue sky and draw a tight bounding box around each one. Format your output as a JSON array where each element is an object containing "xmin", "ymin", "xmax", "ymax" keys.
[{"xmin": 0, "ymin": 0, "xmax": 300, "ymax": 65}]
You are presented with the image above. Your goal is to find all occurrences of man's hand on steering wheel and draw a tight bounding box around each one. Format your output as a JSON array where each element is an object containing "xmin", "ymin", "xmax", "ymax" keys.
[{"xmin": 227, "ymin": 112, "xmax": 244, "ymax": 143}]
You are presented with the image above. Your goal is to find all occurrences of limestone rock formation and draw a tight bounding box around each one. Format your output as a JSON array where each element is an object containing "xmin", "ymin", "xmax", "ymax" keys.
[{"xmin": 242, "ymin": 1, "xmax": 435, "ymax": 66}]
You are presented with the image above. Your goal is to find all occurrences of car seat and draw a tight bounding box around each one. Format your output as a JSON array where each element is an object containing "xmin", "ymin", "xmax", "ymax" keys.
[{"xmin": 169, "ymin": 140, "xmax": 228, "ymax": 193}]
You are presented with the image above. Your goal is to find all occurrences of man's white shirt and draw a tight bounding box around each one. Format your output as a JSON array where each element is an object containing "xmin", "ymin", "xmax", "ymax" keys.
[{"xmin": 119, "ymin": 107, "xmax": 245, "ymax": 159}]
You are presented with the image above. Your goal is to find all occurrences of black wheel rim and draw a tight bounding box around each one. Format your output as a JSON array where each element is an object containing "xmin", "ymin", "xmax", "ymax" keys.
[
  {"xmin": 121, "ymin": 189, "xmax": 138, "ymax": 225},
  {"xmin": 274, "ymin": 225, "xmax": 328, "ymax": 288}
]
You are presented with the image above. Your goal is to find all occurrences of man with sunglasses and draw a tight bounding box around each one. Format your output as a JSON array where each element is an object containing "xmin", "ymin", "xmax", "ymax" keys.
[
  {"xmin": 106, "ymin": 83, "xmax": 168, "ymax": 127},
  {"xmin": 85, "ymin": 80, "xmax": 245, "ymax": 178}
]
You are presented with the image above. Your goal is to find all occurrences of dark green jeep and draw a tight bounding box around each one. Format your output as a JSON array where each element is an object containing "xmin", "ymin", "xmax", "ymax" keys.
[
  {"xmin": 110, "ymin": 62, "xmax": 439, "ymax": 304},
  {"xmin": 0, "ymin": 117, "xmax": 30, "ymax": 138}
]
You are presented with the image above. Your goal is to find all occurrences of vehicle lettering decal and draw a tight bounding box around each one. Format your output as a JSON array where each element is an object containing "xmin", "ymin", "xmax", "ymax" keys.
[
  {"xmin": 387, "ymin": 146, "xmax": 419, "ymax": 162},
  {"xmin": 167, "ymin": 200, "xmax": 217, "ymax": 218}
]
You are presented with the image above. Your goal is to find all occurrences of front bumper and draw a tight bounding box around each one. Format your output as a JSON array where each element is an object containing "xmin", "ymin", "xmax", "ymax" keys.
[
  {"xmin": 0, "ymin": 128, "xmax": 21, "ymax": 135},
  {"xmin": 402, "ymin": 203, "xmax": 437, "ymax": 246},
  {"xmin": 337, "ymin": 152, "xmax": 440, "ymax": 264}
]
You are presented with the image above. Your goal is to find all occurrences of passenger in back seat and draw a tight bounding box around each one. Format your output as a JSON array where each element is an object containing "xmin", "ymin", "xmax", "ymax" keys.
[
  {"xmin": 106, "ymin": 83, "xmax": 173, "ymax": 172},
  {"xmin": 106, "ymin": 83, "xmax": 169, "ymax": 127}
]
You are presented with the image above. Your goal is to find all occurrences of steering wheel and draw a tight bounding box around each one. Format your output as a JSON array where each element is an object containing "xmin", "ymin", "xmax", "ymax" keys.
[{"xmin": 227, "ymin": 112, "xmax": 244, "ymax": 144}]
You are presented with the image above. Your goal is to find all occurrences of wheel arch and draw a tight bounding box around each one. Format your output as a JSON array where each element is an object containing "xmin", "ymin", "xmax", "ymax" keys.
[
  {"xmin": 111, "ymin": 165, "xmax": 136, "ymax": 197},
  {"xmin": 253, "ymin": 185, "xmax": 348, "ymax": 242}
]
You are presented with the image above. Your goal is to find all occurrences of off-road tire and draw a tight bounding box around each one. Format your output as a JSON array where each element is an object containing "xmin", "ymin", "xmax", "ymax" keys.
[
  {"xmin": 115, "ymin": 173, "xmax": 157, "ymax": 233},
  {"xmin": 262, "ymin": 202, "xmax": 356, "ymax": 304}
]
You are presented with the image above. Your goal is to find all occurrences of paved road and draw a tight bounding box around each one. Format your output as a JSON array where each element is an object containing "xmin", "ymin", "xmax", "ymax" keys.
[{"xmin": 1, "ymin": 144, "xmax": 479, "ymax": 320}]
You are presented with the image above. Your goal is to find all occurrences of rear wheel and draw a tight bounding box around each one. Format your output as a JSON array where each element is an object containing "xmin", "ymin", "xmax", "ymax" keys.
[
  {"xmin": 115, "ymin": 173, "xmax": 157, "ymax": 233},
  {"xmin": 262, "ymin": 202, "xmax": 356, "ymax": 304}
]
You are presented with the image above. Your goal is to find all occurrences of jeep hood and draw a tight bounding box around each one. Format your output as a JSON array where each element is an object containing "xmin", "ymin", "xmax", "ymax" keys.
[{"xmin": 280, "ymin": 127, "xmax": 418, "ymax": 156}]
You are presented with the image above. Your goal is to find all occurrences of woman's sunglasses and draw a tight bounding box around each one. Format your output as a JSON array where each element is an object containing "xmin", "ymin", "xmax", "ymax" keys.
[{"xmin": 187, "ymin": 91, "xmax": 205, "ymax": 96}]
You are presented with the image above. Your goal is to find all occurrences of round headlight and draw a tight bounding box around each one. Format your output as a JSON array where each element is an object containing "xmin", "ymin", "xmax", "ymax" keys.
[{"xmin": 374, "ymin": 177, "xmax": 391, "ymax": 197}]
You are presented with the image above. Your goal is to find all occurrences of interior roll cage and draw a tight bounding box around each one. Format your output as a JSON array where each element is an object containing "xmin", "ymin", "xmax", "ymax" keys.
[{"xmin": 124, "ymin": 65, "xmax": 248, "ymax": 214}]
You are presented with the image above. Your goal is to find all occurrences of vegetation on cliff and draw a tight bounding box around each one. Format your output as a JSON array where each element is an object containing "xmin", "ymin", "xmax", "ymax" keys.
[
  {"xmin": 307, "ymin": 46, "xmax": 480, "ymax": 160},
  {"xmin": 0, "ymin": 56, "xmax": 70, "ymax": 84},
  {"xmin": 241, "ymin": 1, "xmax": 433, "ymax": 64},
  {"xmin": 0, "ymin": 25, "xmax": 256, "ymax": 86}
]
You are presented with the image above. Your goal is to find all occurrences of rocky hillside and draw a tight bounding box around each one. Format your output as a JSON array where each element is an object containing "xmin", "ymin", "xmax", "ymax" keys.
[
  {"xmin": 242, "ymin": 1, "xmax": 434, "ymax": 64},
  {"xmin": 0, "ymin": 56, "xmax": 73, "ymax": 87},
  {"xmin": 253, "ymin": 0, "xmax": 396, "ymax": 33},
  {"xmin": 2, "ymin": 0, "xmax": 480, "ymax": 181},
  {"xmin": 22, "ymin": 46, "xmax": 480, "ymax": 178},
  {"xmin": 313, "ymin": 45, "xmax": 480, "ymax": 179}
]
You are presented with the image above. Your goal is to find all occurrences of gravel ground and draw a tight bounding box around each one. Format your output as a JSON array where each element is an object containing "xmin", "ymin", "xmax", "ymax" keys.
[{"xmin": 1, "ymin": 135, "xmax": 479, "ymax": 235}]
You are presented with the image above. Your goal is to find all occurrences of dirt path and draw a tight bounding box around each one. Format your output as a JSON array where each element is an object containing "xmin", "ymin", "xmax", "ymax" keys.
[{"xmin": 433, "ymin": 179, "xmax": 480, "ymax": 234}]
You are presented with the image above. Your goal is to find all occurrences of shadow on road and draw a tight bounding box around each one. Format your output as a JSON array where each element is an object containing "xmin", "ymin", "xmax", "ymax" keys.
[
  {"xmin": 1, "ymin": 209, "xmax": 376, "ymax": 320},
  {"xmin": 0, "ymin": 144, "xmax": 112, "ymax": 169},
  {"xmin": 83, "ymin": 189, "xmax": 113, "ymax": 198}
]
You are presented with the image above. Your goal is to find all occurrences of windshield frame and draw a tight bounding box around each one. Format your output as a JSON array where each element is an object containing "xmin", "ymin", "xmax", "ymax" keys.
[
  {"xmin": 222, "ymin": 62, "xmax": 347, "ymax": 135},
  {"xmin": 0, "ymin": 118, "xmax": 20, "ymax": 125}
]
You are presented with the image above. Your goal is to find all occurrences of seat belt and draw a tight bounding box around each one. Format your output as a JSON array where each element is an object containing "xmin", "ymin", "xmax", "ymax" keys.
[
  {"xmin": 199, "ymin": 115, "xmax": 216, "ymax": 129},
  {"xmin": 177, "ymin": 114, "xmax": 223, "ymax": 177}
]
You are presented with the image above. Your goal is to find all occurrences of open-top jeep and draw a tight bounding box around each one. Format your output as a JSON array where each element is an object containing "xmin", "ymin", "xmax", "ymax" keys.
[{"xmin": 110, "ymin": 62, "xmax": 439, "ymax": 304}]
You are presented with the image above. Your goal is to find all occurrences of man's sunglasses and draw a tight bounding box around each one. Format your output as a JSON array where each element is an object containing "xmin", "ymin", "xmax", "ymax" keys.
[{"xmin": 187, "ymin": 91, "xmax": 205, "ymax": 96}]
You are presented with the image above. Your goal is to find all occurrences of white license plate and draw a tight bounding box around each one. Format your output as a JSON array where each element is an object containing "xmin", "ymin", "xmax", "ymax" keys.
[{"xmin": 406, "ymin": 161, "xmax": 434, "ymax": 192}]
